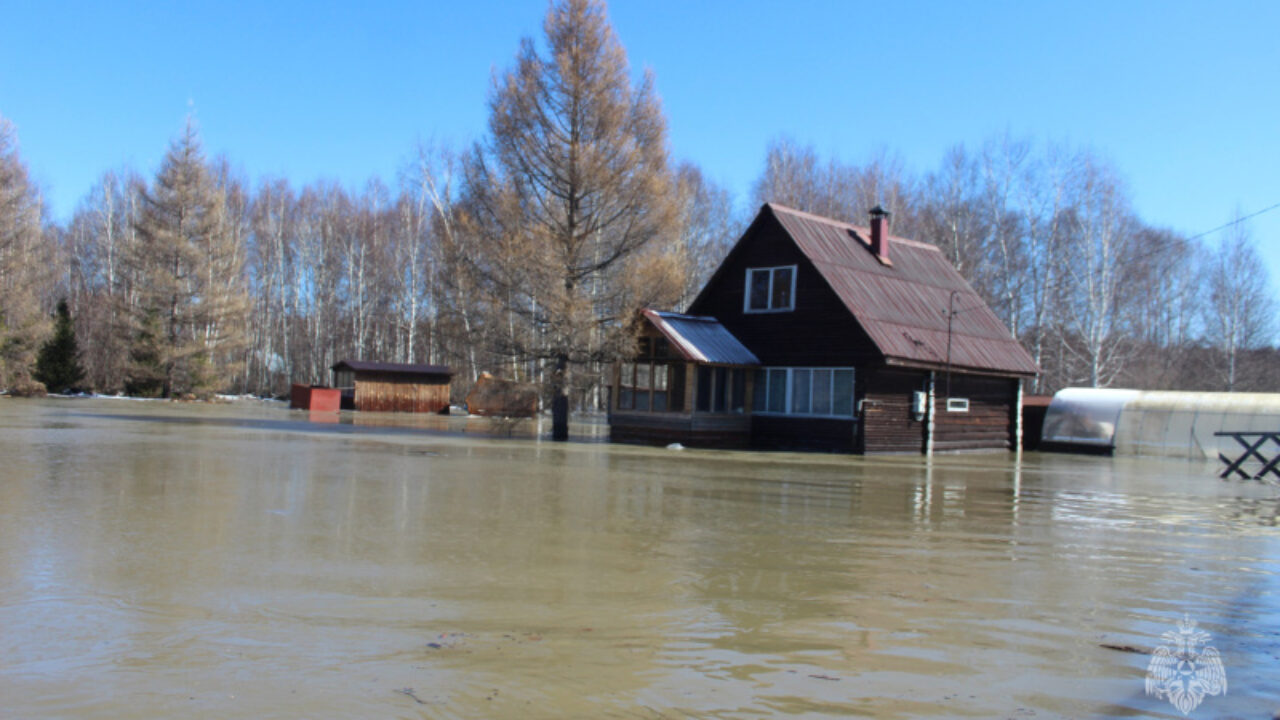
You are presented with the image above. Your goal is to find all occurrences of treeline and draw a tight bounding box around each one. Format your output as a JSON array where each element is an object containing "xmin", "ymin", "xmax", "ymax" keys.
[
  {"xmin": 0, "ymin": 0, "xmax": 1275, "ymax": 411},
  {"xmin": 0, "ymin": 131, "xmax": 736, "ymax": 406}
]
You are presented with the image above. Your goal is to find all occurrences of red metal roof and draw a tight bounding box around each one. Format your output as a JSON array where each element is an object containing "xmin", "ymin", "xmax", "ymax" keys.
[
  {"xmin": 331, "ymin": 359, "xmax": 453, "ymax": 376},
  {"xmin": 642, "ymin": 309, "xmax": 760, "ymax": 366},
  {"xmin": 766, "ymin": 204, "xmax": 1039, "ymax": 377}
]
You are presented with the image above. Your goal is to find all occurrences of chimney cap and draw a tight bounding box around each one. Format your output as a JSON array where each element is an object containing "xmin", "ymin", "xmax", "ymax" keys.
[{"xmin": 869, "ymin": 205, "xmax": 890, "ymax": 218}]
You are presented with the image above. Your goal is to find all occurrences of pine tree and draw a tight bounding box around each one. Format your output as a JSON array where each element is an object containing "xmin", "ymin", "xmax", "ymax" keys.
[
  {"xmin": 124, "ymin": 308, "xmax": 165, "ymax": 397},
  {"xmin": 34, "ymin": 299, "xmax": 85, "ymax": 393}
]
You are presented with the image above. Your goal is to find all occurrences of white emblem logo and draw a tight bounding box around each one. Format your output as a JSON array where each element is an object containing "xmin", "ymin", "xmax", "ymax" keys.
[{"xmin": 1145, "ymin": 614, "xmax": 1227, "ymax": 715}]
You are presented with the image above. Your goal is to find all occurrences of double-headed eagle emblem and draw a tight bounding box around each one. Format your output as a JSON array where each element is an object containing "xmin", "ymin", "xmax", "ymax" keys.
[{"xmin": 1145, "ymin": 614, "xmax": 1227, "ymax": 715}]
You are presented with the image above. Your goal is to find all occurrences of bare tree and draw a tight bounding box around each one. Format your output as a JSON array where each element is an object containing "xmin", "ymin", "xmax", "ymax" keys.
[
  {"xmin": 919, "ymin": 145, "xmax": 988, "ymax": 277},
  {"xmin": 64, "ymin": 169, "xmax": 145, "ymax": 391},
  {"xmin": 467, "ymin": 0, "xmax": 679, "ymax": 439},
  {"xmin": 1204, "ymin": 214, "xmax": 1275, "ymax": 390},
  {"xmin": 752, "ymin": 137, "xmax": 920, "ymax": 236},
  {"xmin": 673, "ymin": 162, "xmax": 736, "ymax": 309},
  {"xmin": 1055, "ymin": 153, "xmax": 1135, "ymax": 387}
]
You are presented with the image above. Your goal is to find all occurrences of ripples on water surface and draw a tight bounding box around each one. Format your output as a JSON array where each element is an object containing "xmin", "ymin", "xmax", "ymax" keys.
[{"xmin": 0, "ymin": 398, "xmax": 1276, "ymax": 718}]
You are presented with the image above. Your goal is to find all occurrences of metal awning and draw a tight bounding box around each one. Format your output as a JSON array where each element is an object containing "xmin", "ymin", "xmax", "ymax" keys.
[{"xmin": 642, "ymin": 309, "xmax": 759, "ymax": 366}]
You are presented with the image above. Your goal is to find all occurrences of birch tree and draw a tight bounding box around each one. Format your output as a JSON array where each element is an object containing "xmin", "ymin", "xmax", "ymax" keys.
[
  {"xmin": 65, "ymin": 170, "xmax": 144, "ymax": 391},
  {"xmin": 1204, "ymin": 216, "xmax": 1275, "ymax": 390},
  {"xmin": 1056, "ymin": 154, "xmax": 1135, "ymax": 387},
  {"xmin": 673, "ymin": 162, "xmax": 736, "ymax": 309}
]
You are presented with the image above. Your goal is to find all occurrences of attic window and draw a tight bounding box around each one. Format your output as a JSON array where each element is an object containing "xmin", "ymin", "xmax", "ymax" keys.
[{"xmin": 744, "ymin": 266, "xmax": 796, "ymax": 313}]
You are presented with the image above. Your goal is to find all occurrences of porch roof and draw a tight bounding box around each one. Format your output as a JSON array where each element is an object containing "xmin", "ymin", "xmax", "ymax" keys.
[{"xmin": 642, "ymin": 309, "xmax": 760, "ymax": 366}]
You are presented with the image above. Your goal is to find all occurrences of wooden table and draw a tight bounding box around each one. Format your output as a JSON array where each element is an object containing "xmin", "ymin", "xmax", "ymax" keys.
[{"xmin": 1214, "ymin": 431, "xmax": 1280, "ymax": 481}]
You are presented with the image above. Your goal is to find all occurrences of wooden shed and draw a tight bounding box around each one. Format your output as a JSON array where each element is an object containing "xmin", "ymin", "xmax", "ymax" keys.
[
  {"xmin": 331, "ymin": 360, "xmax": 452, "ymax": 413},
  {"xmin": 289, "ymin": 384, "xmax": 341, "ymax": 412}
]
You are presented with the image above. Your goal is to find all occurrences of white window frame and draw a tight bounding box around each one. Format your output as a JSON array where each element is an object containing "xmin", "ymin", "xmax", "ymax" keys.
[
  {"xmin": 946, "ymin": 397, "xmax": 970, "ymax": 413},
  {"xmin": 753, "ymin": 367, "xmax": 856, "ymax": 419},
  {"xmin": 744, "ymin": 265, "xmax": 797, "ymax": 313}
]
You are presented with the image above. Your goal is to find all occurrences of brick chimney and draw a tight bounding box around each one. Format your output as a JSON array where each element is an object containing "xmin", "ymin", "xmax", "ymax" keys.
[{"xmin": 869, "ymin": 205, "xmax": 891, "ymax": 264}]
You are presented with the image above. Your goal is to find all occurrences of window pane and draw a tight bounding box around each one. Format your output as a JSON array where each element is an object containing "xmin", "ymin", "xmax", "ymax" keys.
[
  {"xmin": 696, "ymin": 366, "xmax": 712, "ymax": 412},
  {"xmin": 636, "ymin": 391, "xmax": 650, "ymax": 412},
  {"xmin": 767, "ymin": 369, "xmax": 787, "ymax": 413},
  {"xmin": 772, "ymin": 267, "xmax": 793, "ymax": 309},
  {"xmin": 812, "ymin": 369, "xmax": 832, "ymax": 415},
  {"xmin": 714, "ymin": 367, "xmax": 728, "ymax": 412},
  {"xmin": 621, "ymin": 362, "xmax": 635, "ymax": 388},
  {"xmin": 731, "ymin": 369, "xmax": 746, "ymax": 412},
  {"xmin": 748, "ymin": 269, "xmax": 770, "ymax": 310},
  {"xmin": 654, "ymin": 364, "xmax": 668, "ymax": 391},
  {"xmin": 619, "ymin": 388, "xmax": 633, "ymax": 410},
  {"xmin": 753, "ymin": 369, "xmax": 766, "ymax": 411},
  {"xmin": 653, "ymin": 391, "xmax": 667, "ymax": 412},
  {"xmin": 636, "ymin": 363, "xmax": 651, "ymax": 390},
  {"xmin": 791, "ymin": 368, "xmax": 811, "ymax": 414},
  {"xmin": 670, "ymin": 365, "xmax": 686, "ymax": 412},
  {"xmin": 654, "ymin": 337, "xmax": 669, "ymax": 359},
  {"xmin": 833, "ymin": 369, "xmax": 854, "ymax": 417}
]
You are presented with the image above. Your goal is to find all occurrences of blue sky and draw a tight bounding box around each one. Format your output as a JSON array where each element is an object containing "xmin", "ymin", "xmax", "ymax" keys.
[{"xmin": 2, "ymin": 1, "xmax": 1278, "ymax": 288}]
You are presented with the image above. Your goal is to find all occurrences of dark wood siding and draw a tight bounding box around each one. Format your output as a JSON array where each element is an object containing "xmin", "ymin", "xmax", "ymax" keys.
[
  {"xmin": 751, "ymin": 415, "xmax": 857, "ymax": 452},
  {"xmin": 861, "ymin": 368, "xmax": 929, "ymax": 454},
  {"xmin": 610, "ymin": 412, "xmax": 751, "ymax": 449},
  {"xmin": 934, "ymin": 375, "xmax": 1016, "ymax": 452},
  {"xmin": 687, "ymin": 213, "xmax": 881, "ymax": 368}
]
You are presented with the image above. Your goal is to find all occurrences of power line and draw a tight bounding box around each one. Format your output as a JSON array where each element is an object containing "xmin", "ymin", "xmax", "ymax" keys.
[{"xmin": 1189, "ymin": 201, "xmax": 1280, "ymax": 240}]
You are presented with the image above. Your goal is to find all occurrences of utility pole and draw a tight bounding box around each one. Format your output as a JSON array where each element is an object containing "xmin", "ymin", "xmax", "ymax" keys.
[{"xmin": 944, "ymin": 289, "xmax": 959, "ymax": 400}]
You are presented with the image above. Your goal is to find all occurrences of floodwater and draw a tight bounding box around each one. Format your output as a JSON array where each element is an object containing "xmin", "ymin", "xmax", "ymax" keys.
[{"xmin": 1, "ymin": 398, "xmax": 1277, "ymax": 719}]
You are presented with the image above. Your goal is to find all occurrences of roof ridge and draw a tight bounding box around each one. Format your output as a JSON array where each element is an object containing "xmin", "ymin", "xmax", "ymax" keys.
[{"xmin": 767, "ymin": 202, "xmax": 939, "ymax": 250}]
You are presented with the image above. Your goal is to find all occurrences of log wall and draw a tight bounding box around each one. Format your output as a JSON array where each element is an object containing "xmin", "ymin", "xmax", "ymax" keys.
[
  {"xmin": 933, "ymin": 375, "xmax": 1017, "ymax": 452},
  {"xmin": 860, "ymin": 368, "xmax": 929, "ymax": 454},
  {"xmin": 751, "ymin": 415, "xmax": 857, "ymax": 452},
  {"xmin": 609, "ymin": 411, "xmax": 751, "ymax": 449},
  {"xmin": 354, "ymin": 378, "xmax": 451, "ymax": 413}
]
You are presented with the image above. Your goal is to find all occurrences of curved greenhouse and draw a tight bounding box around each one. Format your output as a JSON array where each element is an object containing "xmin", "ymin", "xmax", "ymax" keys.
[{"xmin": 1041, "ymin": 388, "xmax": 1280, "ymax": 458}]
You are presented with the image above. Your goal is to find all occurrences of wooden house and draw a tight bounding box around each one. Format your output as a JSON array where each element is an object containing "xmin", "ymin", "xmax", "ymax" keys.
[
  {"xmin": 608, "ymin": 204, "xmax": 1039, "ymax": 454},
  {"xmin": 331, "ymin": 360, "xmax": 452, "ymax": 413}
]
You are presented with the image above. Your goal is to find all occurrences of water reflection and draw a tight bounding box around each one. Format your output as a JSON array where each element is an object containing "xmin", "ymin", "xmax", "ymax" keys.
[{"xmin": 0, "ymin": 398, "xmax": 1276, "ymax": 718}]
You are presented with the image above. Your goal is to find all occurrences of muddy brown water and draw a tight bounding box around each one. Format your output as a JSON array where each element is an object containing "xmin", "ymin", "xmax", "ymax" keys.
[{"xmin": 0, "ymin": 397, "xmax": 1276, "ymax": 718}]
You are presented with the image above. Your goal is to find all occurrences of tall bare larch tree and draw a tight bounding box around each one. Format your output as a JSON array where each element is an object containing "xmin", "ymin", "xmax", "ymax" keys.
[
  {"xmin": 0, "ymin": 117, "xmax": 51, "ymax": 393},
  {"xmin": 126, "ymin": 120, "xmax": 248, "ymax": 397},
  {"xmin": 466, "ymin": 0, "xmax": 679, "ymax": 439}
]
